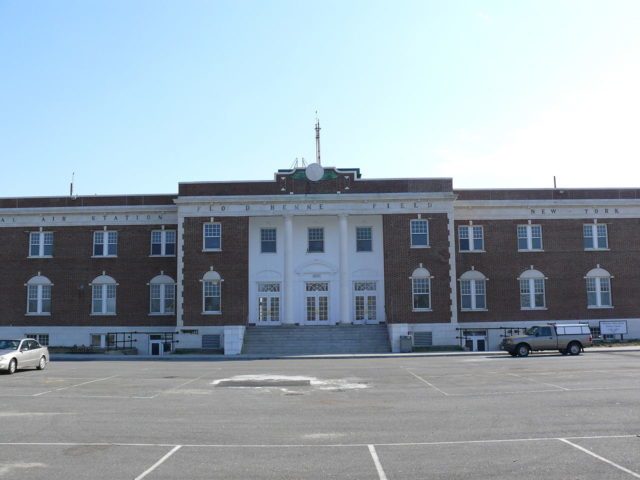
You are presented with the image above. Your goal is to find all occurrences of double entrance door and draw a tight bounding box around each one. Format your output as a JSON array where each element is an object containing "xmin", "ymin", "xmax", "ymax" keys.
[{"xmin": 305, "ymin": 282, "xmax": 329, "ymax": 323}]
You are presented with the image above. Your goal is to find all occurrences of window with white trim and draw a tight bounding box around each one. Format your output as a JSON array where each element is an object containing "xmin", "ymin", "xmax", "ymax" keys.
[
  {"xmin": 149, "ymin": 275, "xmax": 175, "ymax": 314},
  {"xmin": 151, "ymin": 230, "xmax": 176, "ymax": 256},
  {"xmin": 260, "ymin": 228, "xmax": 277, "ymax": 253},
  {"xmin": 459, "ymin": 225, "xmax": 483, "ymax": 252},
  {"xmin": 517, "ymin": 224, "xmax": 542, "ymax": 251},
  {"xmin": 29, "ymin": 232, "xmax": 53, "ymax": 257},
  {"xmin": 354, "ymin": 281, "xmax": 377, "ymax": 321},
  {"xmin": 460, "ymin": 270, "xmax": 487, "ymax": 310},
  {"xmin": 93, "ymin": 231, "xmax": 118, "ymax": 257},
  {"xmin": 308, "ymin": 228, "xmax": 324, "ymax": 253},
  {"xmin": 203, "ymin": 223, "xmax": 222, "ymax": 251},
  {"xmin": 519, "ymin": 269, "xmax": 546, "ymax": 309},
  {"xmin": 91, "ymin": 275, "xmax": 116, "ymax": 314},
  {"xmin": 410, "ymin": 267, "xmax": 432, "ymax": 311},
  {"xmin": 410, "ymin": 219, "xmax": 429, "ymax": 247},
  {"xmin": 586, "ymin": 267, "xmax": 612, "ymax": 308},
  {"xmin": 257, "ymin": 282, "xmax": 280, "ymax": 322},
  {"xmin": 202, "ymin": 270, "xmax": 222, "ymax": 313},
  {"xmin": 356, "ymin": 227, "xmax": 372, "ymax": 252},
  {"xmin": 26, "ymin": 333, "xmax": 49, "ymax": 346},
  {"xmin": 26, "ymin": 275, "xmax": 52, "ymax": 314},
  {"xmin": 583, "ymin": 224, "xmax": 608, "ymax": 250}
]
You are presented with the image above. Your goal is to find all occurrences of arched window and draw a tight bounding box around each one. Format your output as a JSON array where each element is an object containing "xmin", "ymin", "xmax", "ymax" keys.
[
  {"xmin": 91, "ymin": 274, "xmax": 117, "ymax": 315},
  {"xmin": 149, "ymin": 274, "xmax": 176, "ymax": 314},
  {"xmin": 585, "ymin": 267, "xmax": 613, "ymax": 308},
  {"xmin": 459, "ymin": 270, "xmax": 487, "ymax": 311},
  {"xmin": 26, "ymin": 274, "xmax": 52, "ymax": 314},
  {"xmin": 518, "ymin": 269, "xmax": 546, "ymax": 310},
  {"xmin": 202, "ymin": 270, "xmax": 222, "ymax": 314},
  {"xmin": 411, "ymin": 267, "xmax": 432, "ymax": 311}
]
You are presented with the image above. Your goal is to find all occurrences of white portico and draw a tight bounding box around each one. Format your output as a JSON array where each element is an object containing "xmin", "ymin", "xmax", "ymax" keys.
[{"xmin": 248, "ymin": 212, "xmax": 385, "ymax": 325}]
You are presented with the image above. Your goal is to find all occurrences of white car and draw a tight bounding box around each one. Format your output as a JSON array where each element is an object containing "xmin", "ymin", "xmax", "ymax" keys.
[{"xmin": 0, "ymin": 339, "xmax": 49, "ymax": 374}]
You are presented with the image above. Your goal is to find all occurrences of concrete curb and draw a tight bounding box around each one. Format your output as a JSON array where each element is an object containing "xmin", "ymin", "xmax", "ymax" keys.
[{"xmin": 49, "ymin": 345, "xmax": 640, "ymax": 362}]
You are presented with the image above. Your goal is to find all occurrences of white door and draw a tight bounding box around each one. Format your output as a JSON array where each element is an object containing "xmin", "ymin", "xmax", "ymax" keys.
[
  {"xmin": 257, "ymin": 282, "xmax": 281, "ymax": 324},
  {"xmin": 305, "ymin": 282, "xmax": 329, "ymax": 324},
  {"xmin": 353, "ymin": 281, "xmax": 378, "ymax": 324}
]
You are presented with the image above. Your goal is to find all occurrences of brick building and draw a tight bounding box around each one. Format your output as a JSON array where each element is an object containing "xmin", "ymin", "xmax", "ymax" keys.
[{"xmin": 1, "ymin": 164, "xmax": 638, "ymax": 354}]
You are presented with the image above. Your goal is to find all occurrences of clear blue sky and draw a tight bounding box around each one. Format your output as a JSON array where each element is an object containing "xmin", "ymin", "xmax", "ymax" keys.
[{"xmin": 1, "ymin": 0, "xmax": 639, "ymax": 197}]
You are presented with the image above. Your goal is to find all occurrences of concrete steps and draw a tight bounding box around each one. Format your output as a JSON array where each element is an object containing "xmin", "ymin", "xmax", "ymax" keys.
[{"xmin": 241, "ymin": 324, "xmax": 391, "ymax": 354}]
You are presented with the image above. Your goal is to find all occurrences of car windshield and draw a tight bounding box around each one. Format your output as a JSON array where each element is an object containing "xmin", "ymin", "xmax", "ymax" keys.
[{"xmin": 0, "ymin": 340, "xmax": 20, "ymax": 350}]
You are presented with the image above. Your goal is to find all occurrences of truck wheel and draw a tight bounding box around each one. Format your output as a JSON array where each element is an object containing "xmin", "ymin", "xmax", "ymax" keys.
[
  {"xmin": 568, "ymin": 342, "xmax": 582, "ymax": 355},
  {"xmin": 516, "ymin": 344, "xmax": 530, "ymax": 357}
]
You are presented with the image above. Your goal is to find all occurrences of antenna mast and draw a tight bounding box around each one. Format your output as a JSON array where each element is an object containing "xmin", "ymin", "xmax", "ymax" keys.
[
  {"xmin": 315, "ymin": 113, "xmax": 321, "ymax": 166},
  {"xmin": 69, "ymin": 172, "xmax": 75, "ymax": 197}
]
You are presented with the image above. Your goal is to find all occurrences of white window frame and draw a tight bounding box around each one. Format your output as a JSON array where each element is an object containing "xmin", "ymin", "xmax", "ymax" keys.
[
  {"xmin": 410, "ymin": 219, "xmax": 429, "ymax": 248},
  {"xmin": 586, "ymin": 268, "xmax": 613, "ymax": 308},
  {"xmin": 26, "ymin": 276, "xmax": 52, "ymax": 315},
  {"xmin": 307, "ymin": 227, "xmax": 324, "ymax": 253},
  {"xmin": 583, "ymin": 224, "xmax": 609, "ymax": 250},
  {"xmin": 93, "ymin": 231, "xmax": 118, "ymax": 257},
  {"xmin": 150, "ymin": 230, "xmax": 176, "ymax": 257},
  {"xmin": 459, "ymin": 270, "xmax": 488, "ymax": 311},
  {"xmin": 260, "ymin": 228, "xmax": 277, "ymax": 254},
  {"xmin": 29, "ymin": 231, "xmax": 53, "ymax": 258},
  {"xmin": 149, "ymin": 275, "xmax": 176, "ymax": 315},
  {"xmin": 458, "ymin": 225, "xmax": 484, "ymax": 252},
  {"xmin": 518, "ymin": 270, "xmax": 546, "ymax": 310},
  {"xmin": 356, "ymin": 227, "xmax": 373, "ymax": 252},
  {"xmin": 203, "ymin": 223, "xmax": 222, "ymax": 251},
  {"xmin": 353, "ymin": 281, "xmax": 377, "ymax": 321},
  {"xmin": 257, "ymin": 282, "xmax": 281, "ymax": 322},
  {"xmin": 202, "ymin": 270, "xmax": 222, "ymax": 314},
  {"xmin": 26, "ymin": 333, "xmax": 49, "ymax": 346},
  {"xmin": 517, "ymin": 224, "xmax": 543, "ymax": 251},
  {"xmin": 91, "ymin": 277, "xmax": 117, "ymax": 315}
]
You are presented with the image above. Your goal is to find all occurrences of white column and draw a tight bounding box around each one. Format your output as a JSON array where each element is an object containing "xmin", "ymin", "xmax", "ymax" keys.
[
  {"xmin": 339, "ymin": 214, "xmax": 350, "ymax": 324},
  {"xmin": 283, "ymin": 215, "xmax": 295, "ymax": 325}
]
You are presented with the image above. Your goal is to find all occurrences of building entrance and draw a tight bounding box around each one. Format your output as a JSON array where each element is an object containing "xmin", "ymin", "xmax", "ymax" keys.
[{"xmin": 305, "ymin": 282, "xmax": 329, "ymax": 324}]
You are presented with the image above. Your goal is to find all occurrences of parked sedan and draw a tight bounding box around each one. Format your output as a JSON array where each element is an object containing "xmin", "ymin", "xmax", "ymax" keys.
[{"xmin": 0, "ymin": 339, "xmax": 49, "ymax": 374}]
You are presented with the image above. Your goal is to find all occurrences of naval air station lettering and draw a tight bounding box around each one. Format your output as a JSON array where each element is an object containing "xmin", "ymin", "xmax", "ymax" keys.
[{"xmin": 198, "ymin": 201, "xmax": 433, "ymax": 213}]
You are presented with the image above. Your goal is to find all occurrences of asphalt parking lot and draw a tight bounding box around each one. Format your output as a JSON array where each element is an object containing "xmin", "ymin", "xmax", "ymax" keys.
[{"xmin": 1, "ymin": 350, "xmax": 640, "ymax": 479}]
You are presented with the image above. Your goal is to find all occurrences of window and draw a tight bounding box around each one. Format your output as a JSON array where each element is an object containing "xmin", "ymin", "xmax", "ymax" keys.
[
  {"xmin": 26, "ymin": 334, "xmax": 49, "ymax": 346},
  {"xmin": 93, "ymin": 231, "xmax": 118, "ymax": 256},
  {"xmin": 257, "ymin": 282, "xmax": 280, "ymax": 322},
  {"xmin": 151, "ymin": 230, "xmax": 176, "ymax": 256},
  {"xmin": 584, "ymin": 224, "xmax": 608, "ymax": 250},
  {"xmin": 354, "ymin": 281, "xmax": 377, "ymax": 321},
  {"xmin": 26, "ymin": 275, "xmax": 52, "ymax": 314},
  {"xmin": 410, "ymin": 267, "xmax": 432, "ymax": 311},
  {"xmin": 149, "ymin": 274, "xmax": 176, "ymax": 314},
  {"xmin": 308, "ymin": 228, "xmax": 324, "ymax": 253},
  {"xmin": 202, "ymin": 270, "xmax": 222, "ymax": 313},
  {"xmin": 29, "ymin": 231, "xmax": 53, "ymax": 257},
  {"xmin": 517, "ymin": 225, "xmax": 542, "ymax": 251},
  {"xmin": 305, "ymin": 282, "xmax": 329, "ymax": 322},
  {"xmin": 91, "ymin": 274, "xmax": 117, "ymax": 314},
  {"xmin": 519, "ymin": 269, "xmax": 546, "ymax": 309},
  {"xmin": 203, "ymin": 223, "xmax": 221, "ymax": 251},
  {"xmin": 356, "ymin": 227, "xmax": 372, "ymax": 252},
  {"xmin": 586, "ymin": 267, "xmax": 612, "ymax": 308},
  {"xmin": 260, "ymin": 228, "xmax": 277, "ymax": 253},
  {"xmin": 459, "ymin": 225, "xmax": 484, "ymax": 252},
  {"xmin": 410, "ymin": 219, "xmax": 429, "ymax": 247},
  {"xmin": 459, "ymin": 270, "xmax": 487, "ymax": 310}
]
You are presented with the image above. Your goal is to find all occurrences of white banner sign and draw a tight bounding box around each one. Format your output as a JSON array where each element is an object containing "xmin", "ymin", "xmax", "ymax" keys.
[{"xmin": 600, "ymin": 321, "xmax": 628, "ymax": 335}]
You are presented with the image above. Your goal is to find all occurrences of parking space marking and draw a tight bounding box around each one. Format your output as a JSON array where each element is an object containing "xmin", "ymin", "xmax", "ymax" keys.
[
  {"xmin": 507, "ymin": 373, "xmax": 570, "ymax": 391},
  {"xmin": 32, "ymin": 375, "xmax": 118, "ymax": 396},
  {"xmin": 405, "ymin": 369, "xmax": 450, "ymax": 395},
  {"xmin": 559, "ymin": 438, "xmax": 640, "ymax": 478},
  {"xmin": 148, "ymin": 372, "xmax": 213, "ymax": 399},
  {"xmin": 368, "ymin": 445, "xmax": 388, "ymax": 480},
  {"xmin": 134, "ymin": 445, "xmax": 182, "ymax": 480}
]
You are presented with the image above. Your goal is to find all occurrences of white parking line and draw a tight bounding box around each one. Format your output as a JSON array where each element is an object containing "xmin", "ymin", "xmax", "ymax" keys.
[
  {"xmin": 32, "ymin": 375, "xmax": 118, "ymax": 396},
  {"xmin": 508, "ymin": 373, "xmax": 570, "ymax": 391},
  {"xmin": 559, "ymin": 438, "xmax": 640, "ymax": 478},
  {"xmin": 405, "ymin": 369, "xmax": 450, "ymax": 395},
  {"xmin": 148, "ymin": 372, "xmax": 212, "ymax": 399},
  {"xmin": 368, "ymin": 445, "xmax": 388, "ymax": 480},
  {"xmin": 134, "ymin": 445, "xmax": 182, "ymax": 480}
]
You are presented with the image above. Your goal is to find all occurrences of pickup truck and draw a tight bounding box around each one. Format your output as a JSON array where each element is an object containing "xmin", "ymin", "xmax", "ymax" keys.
[{"xmin": 500, "ymin": 324, "xmax": 592, "ymax": 357}]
